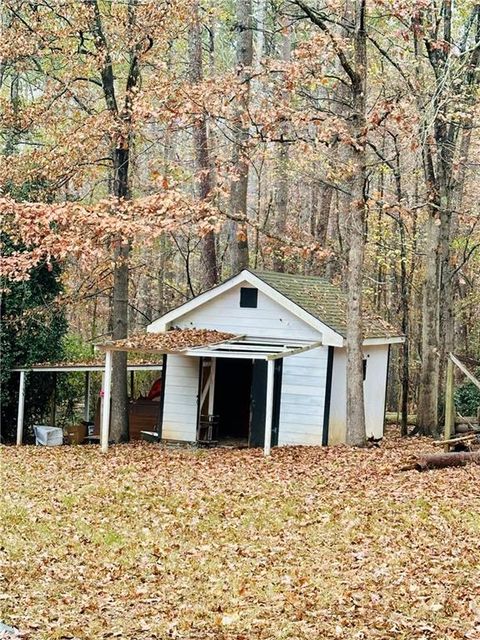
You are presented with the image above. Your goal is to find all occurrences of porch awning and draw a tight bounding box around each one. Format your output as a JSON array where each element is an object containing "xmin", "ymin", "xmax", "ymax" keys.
[
  {"xmin": 96, "ymin": 328, "xmax": 323, "ymax": 361},
  {"xmin": 185, "ymin": 336, "xmax": 323, "ymax": 360}
]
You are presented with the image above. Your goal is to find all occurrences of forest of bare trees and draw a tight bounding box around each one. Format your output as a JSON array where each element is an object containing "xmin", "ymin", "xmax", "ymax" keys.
[{"xmin": 1, "ymin": 0, "xmax": 479, "ymax": 443}]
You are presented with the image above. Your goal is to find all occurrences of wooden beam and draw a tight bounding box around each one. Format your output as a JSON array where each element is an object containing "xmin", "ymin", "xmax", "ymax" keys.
[
  {"xmin": 101, "ymin": 350, "xmax": 112, "ymax": 453},
  {"xmin": 386, "ymin": 412, "xmax": 478, "ymax": 427},
  {"xmin": 266, "ymin": 340, "xmax": 323, "ymax": 360},
  {"xmin": 208, "ymin": 358, "xmax": 216, "ymax": 415},
  {"xmin": 449, "ymin": 353, "xmax": 480, "ymax": 391},
  {"xmin": 50, "ymin": 372, "xmax": 57, "ymax": 427},
  {"xmin": 264, "ymin": 360, "xmax": 275, "ymax": 457},
  {"xmin": 16, "ymin": 371, "xmax": 26, "ymax": 446},
  {"xmin": 199, "ymin": 364, "xmax": 212, "ymax": 410},
  {"xmin": 433, "ymin": 434, "xmax": 475, "ymax": 446}
]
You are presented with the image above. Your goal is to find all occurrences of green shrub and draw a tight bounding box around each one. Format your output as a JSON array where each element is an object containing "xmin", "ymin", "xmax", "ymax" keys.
[{"xmin": 454, "ymin": 373, "xmax": 480, "ymax": 416}]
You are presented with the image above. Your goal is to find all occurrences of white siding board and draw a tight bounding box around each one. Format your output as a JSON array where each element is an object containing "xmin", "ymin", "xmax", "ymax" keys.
[
  {"xmin": 363, "ymin": 345, "xmax": 389, "ymax": 439},
  {"xmin": 328, "ymin": 345, "xmax": 389, "ymax": 443},
  {"xmin": 278, "ymin": 347, "xmax": 328, "ymax": 446},
  {"xmin": 173, "ymin": 285, "xmax": 322, "ymax": 341},
  {"xmin": 158, "ymin": 283, "xmax": 332, "ymax": 447},
  {"xmin": 162, "ymin": 355, "xmax": 199, "ymax": 442}
]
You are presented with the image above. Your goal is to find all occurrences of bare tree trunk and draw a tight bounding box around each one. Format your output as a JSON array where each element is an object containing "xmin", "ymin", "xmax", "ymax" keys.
[
  {"xmin": 91, "ymin": 0, "xmax": 141, "ymax": 442},
  {"xmin": 110, "ymin": 147, "xmax": 130, "ymax": 443},
  {"xmin": 417, "ymin": 213, "xmax": 440, "ymax": 435},
  {"xmin": 416, "ymin": 2, "xmax": 479, "ymax": 435},
  {"xmin": 4, "ymin": 72, "xmax": 20, "ymax": 155},
  {"xmin": 189, "ymin": 0, "xmax": 217, "ymax": 289},
  {"xmin": 345, "ymin": 0, "xmax": 367, "ymax": 446},
  {"xmin": 272, "ymin": 16, "xmax": 291, "ymax": 272},
  {"xmin": 229, "ymin": 0, "xmax": 253, "ymax": 272}
]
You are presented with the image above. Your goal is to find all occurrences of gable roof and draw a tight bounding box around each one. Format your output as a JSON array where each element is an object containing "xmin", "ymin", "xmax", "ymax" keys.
[
  {"xmin": 147, "ymin": 269, "xmax": 403, "ymax": 344},
  {"xmin": 251, "ymin": 270, "xmax": 400, "ymax": 340}
]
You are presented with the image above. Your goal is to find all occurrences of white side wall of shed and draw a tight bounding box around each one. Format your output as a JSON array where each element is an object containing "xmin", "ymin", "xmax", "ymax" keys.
[
  {"xmin": 163, "ymin": 283, "xmax": 328, "ymax": 446},
  {"xmin": 278, "ymin": 347, "xmax": 328, "ymax": 445},
  {"xmin": 328, "ymin": 344, "xmax": 389, "ymax": 444},
  {"xmin": 161, "ymin": 355, "xmax": 199, "ymax": 442}
]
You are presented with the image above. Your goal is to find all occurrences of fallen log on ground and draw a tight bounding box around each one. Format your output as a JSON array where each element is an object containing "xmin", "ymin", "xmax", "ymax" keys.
[
  {"xmin": 385, "ymin": 411, "xmax": 479, "ymax": 429},
  {"xmin": 455, "ymin": 423, "xmax": 480, "ymax": 433},
  {"xmin": 402, "ymin": 451, "xmax": 480, "ymax": 472},
  {"xmin": 385, "ymin": 413, "xmax": 478, "ymax": 427},
  {"xmin": 432, "ymin": 434, "xmax": 476, "ymax": 446},
  {"xmin": 385, "ymin": 412, "xmax": 417, "ymax": 425}
]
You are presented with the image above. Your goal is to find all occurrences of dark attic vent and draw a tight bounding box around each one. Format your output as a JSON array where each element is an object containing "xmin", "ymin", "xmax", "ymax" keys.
[{"xmin": 240, "ymin": 287, "xmax": 258, "ymax": 308}]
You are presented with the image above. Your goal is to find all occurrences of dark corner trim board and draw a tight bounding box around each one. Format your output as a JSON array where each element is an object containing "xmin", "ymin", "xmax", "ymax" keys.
[
  {"xmin": 322, "ymin": 346, "xmax": 334, "ymax": 446},
  {"xmin": 157, "ymin": 354, "xmax": 168, "ymax": 439}
]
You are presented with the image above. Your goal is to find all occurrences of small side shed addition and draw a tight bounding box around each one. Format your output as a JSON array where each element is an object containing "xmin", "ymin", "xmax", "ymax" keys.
[{"xmin": 141, "ymin": 269, "xmax": 403, "ymax": 450}]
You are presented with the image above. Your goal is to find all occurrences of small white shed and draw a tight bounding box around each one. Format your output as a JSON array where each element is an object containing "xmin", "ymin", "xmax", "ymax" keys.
[{"xmin": 146, "ymin": 270, "xmax": 404, "ymax": 448}]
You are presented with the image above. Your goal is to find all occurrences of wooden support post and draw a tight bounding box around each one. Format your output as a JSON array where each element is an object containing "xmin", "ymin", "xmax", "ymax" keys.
[
  {"xmin": 16, "ymin": 371, "xmax": 26, "ymax": 446},
  {"xmin": 449, "ymin": 353, "xmax": 480, "ymax": 391},
  {"xmin": 50, "ymin": 372, "xmax": 57, "ymax": 427},
  {"xmin": 264, "ymin": 359, "xmax": 275, "ymax": 457},
  {"xmin": 101, "ymin": 350, "xmax": 113, "ymax": 453},
  {"xmin": 444, "ymin": 357, "xmax": 455, "ymax": 450},
  {"xmin": 83, "ymin": 371, "xmax": 91, "ymax": 421},
  {"xmin": 100, "ymin": 371, "xmax": 105, "ymax": 425},
  {"xmin": 208, "ymin": 358, "xmax": 216, "ymax": 415}
]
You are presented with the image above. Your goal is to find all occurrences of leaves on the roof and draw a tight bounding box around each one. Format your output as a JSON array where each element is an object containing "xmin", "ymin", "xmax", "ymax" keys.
[
  {"xmin": 100, "ymin": 328, "xmax": 236, "ymax": 353},
  {"xmin": 23, "ymin": 355, "xmax": 164, "ymax": 368}
]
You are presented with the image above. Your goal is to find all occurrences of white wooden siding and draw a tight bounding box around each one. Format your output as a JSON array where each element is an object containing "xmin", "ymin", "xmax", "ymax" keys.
[
  {"xmin": 162, "ymin": 355, "xmax": 199, "ymax": 441},
  {"xmin": 172, "ymin": 284, "xmax": 322, "ymax": 340},
  {"xmin": 165, "ymin": 283, "xmax": 328, "ymax": 446},
  {"xmin": 328, "ymin": 349, "xmax": 347, "ymax": 444},
  {"xmin": 148, "ymin": 270, "xmax": 344, "ymax": 346},
  {"xmin": 328, "ymin": 345, "xmax": 389, "ymax": 443},
  {"xmin": 363, "ymin": 345, "xmax": 389, "ymax": 439},
  {"xmin": 278, "ymin": 347, "xmax": 328, "ymax": 445}
]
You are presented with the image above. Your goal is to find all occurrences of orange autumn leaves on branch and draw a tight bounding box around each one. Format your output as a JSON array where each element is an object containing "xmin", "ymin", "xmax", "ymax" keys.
[{"xmin": 0, "ymin": 193, "xmax": 222, "ymax": 281}]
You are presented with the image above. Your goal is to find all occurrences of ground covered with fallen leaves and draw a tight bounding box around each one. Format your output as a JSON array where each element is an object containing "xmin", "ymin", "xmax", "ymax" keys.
[{"xmin": 1, "ymin": 437, "xmax": 479, "ymax": 640}]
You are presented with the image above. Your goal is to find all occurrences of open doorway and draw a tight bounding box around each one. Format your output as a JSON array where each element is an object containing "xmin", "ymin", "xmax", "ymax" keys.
[
  {"xmin": 213, "ymin": 358, "xmax": 253, "ymax": 445},
  {"xmin": 197, "ymin": 356, "xmax": 283, "ymax": 448}
]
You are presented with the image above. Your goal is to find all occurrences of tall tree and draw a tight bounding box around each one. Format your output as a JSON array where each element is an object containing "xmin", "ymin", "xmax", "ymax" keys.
[
  {"xmin": 229, "ymin": 0, "xmax": 254, "ymax": 272},
  {"xmin": 189, "ymin": 0, "xmax": 218, "ymax": 289},
  {"xmin": 272, "ymin": 11, "xmax": 292, "ymax": 273},
  {"xmin": 413, "ymin": 2, "xmax": 480, "ymax": 434},
  {"xmin": 89, "ymin": 0, "xmax": 142, "ymax": 442},
  {"xmin": 295, "ymin": 0, "xmax": 368, "ymax": 445}
]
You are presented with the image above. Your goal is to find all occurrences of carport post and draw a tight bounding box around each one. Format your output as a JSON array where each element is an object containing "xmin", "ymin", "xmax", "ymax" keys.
[
  {"xmin": 263, "ymin": 359, "xmax": 275, "ymax": 457},
  {"xmin": 83, "ymin": 371, "xmax": 91, "ymax": 421},
  {"xmin": 101, "ymin": 350, "xmax": 113, "ymax": 453},
  {"xmin": 16, "ymin": 370, "xmax": 26, "ymax": 446}
]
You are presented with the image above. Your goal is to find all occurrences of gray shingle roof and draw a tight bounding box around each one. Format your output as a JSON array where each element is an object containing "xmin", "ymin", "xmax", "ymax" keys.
[{"xmin": 251, "ymin": 270, "xmax": 401, "ymax": 340}]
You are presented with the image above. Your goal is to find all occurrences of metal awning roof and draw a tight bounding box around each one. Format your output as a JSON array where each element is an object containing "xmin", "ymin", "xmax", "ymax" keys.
[
  {"xmin": 95, "ymin": 329, "xmax": 323, "ymax": 361},
  {"xmin": 184, "ymin": 336, "xmax": 323, "ymax": 360}
]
